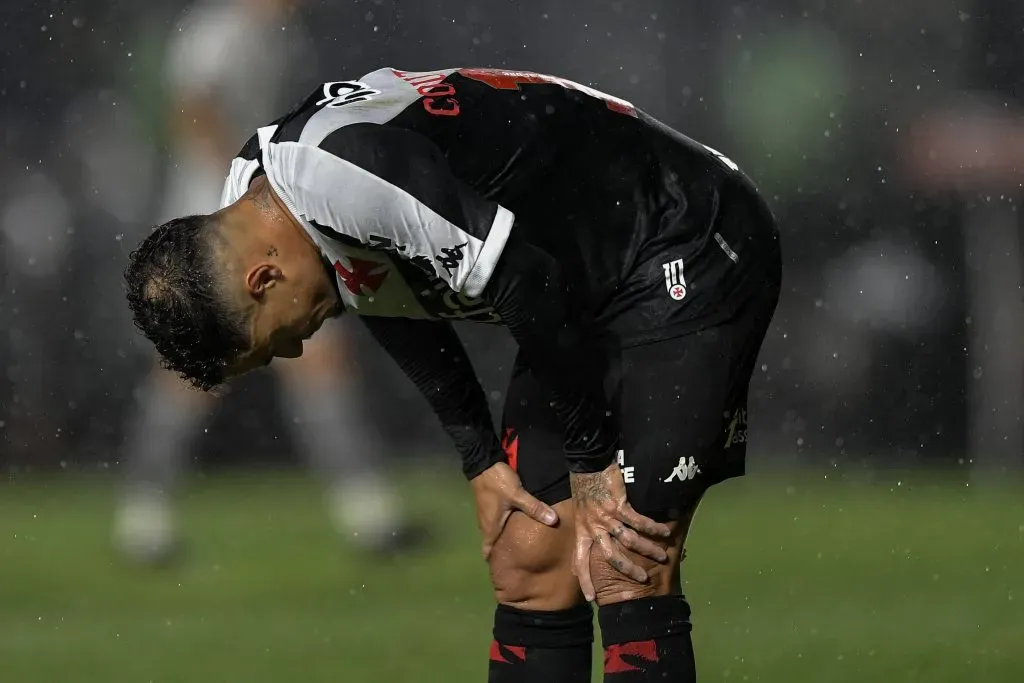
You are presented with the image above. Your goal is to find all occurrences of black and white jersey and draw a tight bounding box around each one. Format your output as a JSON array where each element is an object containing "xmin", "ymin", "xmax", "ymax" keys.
[
  {"xmin": 221, "ymin": 67, "xmax": 774, "ymax": 339},
  {"xmin": 219, "ymin": 67, "xmax": 779, "ymax": 476}
]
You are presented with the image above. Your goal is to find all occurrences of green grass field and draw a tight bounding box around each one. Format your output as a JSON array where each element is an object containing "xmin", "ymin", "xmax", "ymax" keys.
[{"xmin": 0, "ymin": 468, "xmax": 1021, "ymax": 682}]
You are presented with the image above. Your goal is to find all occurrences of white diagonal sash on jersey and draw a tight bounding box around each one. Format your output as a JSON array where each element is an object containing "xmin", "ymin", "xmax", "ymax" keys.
[{"xmin": 297, "ymin": 68, "xmax": 458, "ymax": 147}]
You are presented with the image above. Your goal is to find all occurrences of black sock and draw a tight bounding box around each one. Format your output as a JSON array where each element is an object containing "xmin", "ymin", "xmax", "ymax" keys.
[
  {"xmin": 599, "ymin": 595, "xmax": 695, "ymax": 682},
  {"xmin": 488, "ymin": 603, "xmax": 593, "ymax": 683}
]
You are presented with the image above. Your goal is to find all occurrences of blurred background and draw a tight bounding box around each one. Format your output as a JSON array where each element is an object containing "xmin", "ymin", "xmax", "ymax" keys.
[{"xmin": 0, "ymin": 1, "xmax": 1021, "ymax": 681}]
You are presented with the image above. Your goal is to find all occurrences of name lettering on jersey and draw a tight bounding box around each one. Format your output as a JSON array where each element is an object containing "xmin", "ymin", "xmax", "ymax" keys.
[
  {"xmin": 316, "ymin": 81, "xmax": 380, "ymax": 109},
  {"xmin": 393, "ymin": 69, "xmax": 460, "ymax": 117},
  {"xmin": 367, "ymin": 233, "xmax": 499, "ymax": 322},
  {"xmin": 416, "ymin": 274, "xmax": 500, "ymax": 323},
  {"xmin": 435, "ymin": 242, "xmax": 469, "ymax": 276},
  {"xmin": 663, "ymin": 258, "xmax": 686, "ymax": 301},
  {"xmin": 367, "ymin": 234, "xmax": 434, "ymax": 273},
  {"xmin": 333, "ymin": 256, "xmax": 389, "ymax": 296},
  {"xmin": 459, "ymin": 68, "xmax": 637, "ymax": 117}
]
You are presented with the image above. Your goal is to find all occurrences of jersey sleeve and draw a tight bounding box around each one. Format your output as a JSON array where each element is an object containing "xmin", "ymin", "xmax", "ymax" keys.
[
  {"xmin": 482, "ymin": 233, "xmax": 619, "ymax": 473},
  {"xmin": 219, "ymin": 133, "xmax": 263, "ymax": 209},
  {"xmin": 265, "ymin": 122, "xmax": 514, "ymax": 297},
  {"xmin": 359, "ymin": 316, "xmax": 503, "ymax": 479}
]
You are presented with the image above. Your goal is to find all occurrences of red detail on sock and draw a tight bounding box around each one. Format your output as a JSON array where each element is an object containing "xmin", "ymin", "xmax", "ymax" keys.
[
  {"xmin": 501, "ymin": 428, "xmax": 519, "ymax": 472},
  {"xmin": 604, "ymin": 640, "xmax": 659, "ymax": 673},
  {"xmin": 489, "ymin": 640, "xmax": 527, "ymax": 664}
]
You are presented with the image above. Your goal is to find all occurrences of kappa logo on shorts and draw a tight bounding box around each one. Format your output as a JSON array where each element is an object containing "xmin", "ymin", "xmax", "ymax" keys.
[
  {"xmin": 663, "ymin": 258, "xmax": 686, "ymax": 301},
  {"xmin": 664, "ymin": 456, "xmax": 699, "ymax": 483}
]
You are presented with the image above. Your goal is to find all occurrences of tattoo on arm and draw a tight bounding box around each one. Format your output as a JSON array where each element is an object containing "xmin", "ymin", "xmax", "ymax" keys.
[{"xmin": 570, "ymin": 471, "xmax": 613, "ymax": 506}]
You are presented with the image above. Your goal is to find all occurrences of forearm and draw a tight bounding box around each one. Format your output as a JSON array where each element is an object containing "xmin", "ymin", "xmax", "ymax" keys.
[{"xmin": 360, "ymin": 316, "xmax": 503, "ymax": 478}]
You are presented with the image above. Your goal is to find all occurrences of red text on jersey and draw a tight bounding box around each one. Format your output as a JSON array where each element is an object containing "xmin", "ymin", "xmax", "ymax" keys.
[
  {"xmin": 458, "ymin": 68, "xmax": 637, "ymax": 117},
  {"xmin": 393, "ymin": 69, "xmax": 460, "ymax": 117}
]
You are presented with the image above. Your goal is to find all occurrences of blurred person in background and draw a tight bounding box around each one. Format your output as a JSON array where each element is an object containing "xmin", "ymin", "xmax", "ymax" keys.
[
  {"xmin": 904, "ymin": 0, "xmax": 1024, "ymax": 475},
  {"xmin": 713, "ymin": 0, "xmax": 974, "ymax": 463},
  {"xmin": 115, "ymin": 0, "xmax": 426, "ymax": 564}
]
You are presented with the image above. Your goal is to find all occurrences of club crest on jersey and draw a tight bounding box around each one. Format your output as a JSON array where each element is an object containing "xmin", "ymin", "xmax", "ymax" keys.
[
  {"xmin": 663, "ymin": 258, "xmax": 686, "ymax": 301},
  {"xmin": 316, "ymin": 81, "xmax": 380, "ymax": 108},
  {"xmin": 334, "ymin": 256, "xmax": 389, "ymax": 296}
]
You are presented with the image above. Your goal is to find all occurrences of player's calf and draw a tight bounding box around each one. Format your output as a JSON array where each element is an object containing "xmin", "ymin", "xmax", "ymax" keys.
[
  {"xmin": 488, "ymin": 499, "xmax": 592, "ymax": 683},
  {"xmin": 595, "ymin": 499, "xmax": 702, "ymax": 683}
]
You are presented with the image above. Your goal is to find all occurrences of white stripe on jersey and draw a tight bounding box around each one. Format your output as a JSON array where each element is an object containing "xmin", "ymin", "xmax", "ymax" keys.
[
  {"xmin": 465, "ymin": 206, "xmax": 513, "ymax": 297},
  {"xmin": 264, "ymin": 140, "xmax": 502, "ymax": 295},
  {"xmin": 220, "ymin": 157, "xmax": 261, "ymax": 209},
  {"xmin": 297, "ymin": 68, "xmax": 457, "ymax": 147}
]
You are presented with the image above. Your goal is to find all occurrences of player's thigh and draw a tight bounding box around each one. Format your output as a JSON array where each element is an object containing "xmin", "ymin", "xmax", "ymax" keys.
[
  {"xmin": 618, "ymin": 282, "xmax": 779, "ymax": 523},
  {"xmin": 594, "ymin": 287, "xmax": 778, "ymax": 604},
  {"xmin": 489, "ymin": 358, "xmax": 584, "ymax": 611}
]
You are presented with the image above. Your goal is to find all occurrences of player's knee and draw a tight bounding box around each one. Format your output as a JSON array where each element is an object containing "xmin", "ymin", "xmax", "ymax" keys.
[
  {"xmin": 593, "ymin": 551, "xmax": 681, "ymax": 604},
  {"xmin": 489, "ymin": 501, "xmax": 583, "ymax": 611},
  {"xmin": 592, "ymin": 506, "xmax": 700, "ymax": 606},
  {"xmin": 490, "ymin": 543, "xmax": 582, "ymax": 611}
]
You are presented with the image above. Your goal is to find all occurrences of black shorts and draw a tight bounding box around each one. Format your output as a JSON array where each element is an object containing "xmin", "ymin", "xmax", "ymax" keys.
[{"xmin": 500, "ymin": 243, "xmax": 780, "ymax": 522}]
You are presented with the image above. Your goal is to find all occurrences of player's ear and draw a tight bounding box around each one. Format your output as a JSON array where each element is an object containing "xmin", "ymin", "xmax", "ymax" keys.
[{"xmin": 245, "ymin": 263, "xmax": 283, "ymax": 299}]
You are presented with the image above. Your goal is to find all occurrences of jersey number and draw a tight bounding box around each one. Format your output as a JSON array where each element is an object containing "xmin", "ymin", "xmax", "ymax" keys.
[{"xmin": 458, "ymin": 68, "xmax": 637, "ymax": 117}]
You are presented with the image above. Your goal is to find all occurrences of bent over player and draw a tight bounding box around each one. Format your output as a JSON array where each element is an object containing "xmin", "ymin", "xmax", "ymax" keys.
[{"xmin": 124, "ymin": 67, "xmax": 781, "ymax": 682}]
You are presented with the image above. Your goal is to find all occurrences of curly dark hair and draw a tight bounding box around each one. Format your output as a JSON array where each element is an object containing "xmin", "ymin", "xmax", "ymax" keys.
[{"xmin": 124, "ymin": 215, "xmax": 250, "ymax": 391}]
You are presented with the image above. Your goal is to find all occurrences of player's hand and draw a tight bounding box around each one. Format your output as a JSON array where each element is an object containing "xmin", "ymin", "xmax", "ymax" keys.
[
  {"xmin": 470, "ymin": 462, "xmax": 559, "ymax": 561},
  {"xmin": 569, "ymin": 462, "xmax": 672, "ymax": 602}
]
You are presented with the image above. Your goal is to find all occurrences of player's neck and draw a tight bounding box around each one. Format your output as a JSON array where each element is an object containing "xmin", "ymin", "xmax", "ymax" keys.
[{"xmin": 217, "ymin": 177, "xmax": 323, "ymax": 272}]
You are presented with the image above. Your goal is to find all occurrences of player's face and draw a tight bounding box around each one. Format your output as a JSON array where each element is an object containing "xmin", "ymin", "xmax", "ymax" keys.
[{"xmin": 226, "ymin": 259, "xmax": 340, "ymax": 378}]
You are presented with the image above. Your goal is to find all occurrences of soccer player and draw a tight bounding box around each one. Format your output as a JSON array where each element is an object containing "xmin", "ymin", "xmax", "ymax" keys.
[
  {"xmin": 124, "ymin": 68, "xmax": 781, "ymax": 682},
  {"xmin": 116, "ymin": 0, "xmax": 422, "ymax": 562}
]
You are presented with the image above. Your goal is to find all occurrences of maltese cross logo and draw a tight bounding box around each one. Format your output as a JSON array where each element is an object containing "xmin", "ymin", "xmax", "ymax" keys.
[
  {"xmin": 334, "ymin": 257, "xmax": 389, "ymax": 296},
  {"xmin": 663, "ymin": 258, "xmax": 686, "ymax": 301}
]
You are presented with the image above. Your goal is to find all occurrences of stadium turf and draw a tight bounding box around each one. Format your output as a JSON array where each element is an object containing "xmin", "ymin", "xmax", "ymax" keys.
[{"xmin": 0, "ymin": 467, "xmax": 1021, "ymax": 682}]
